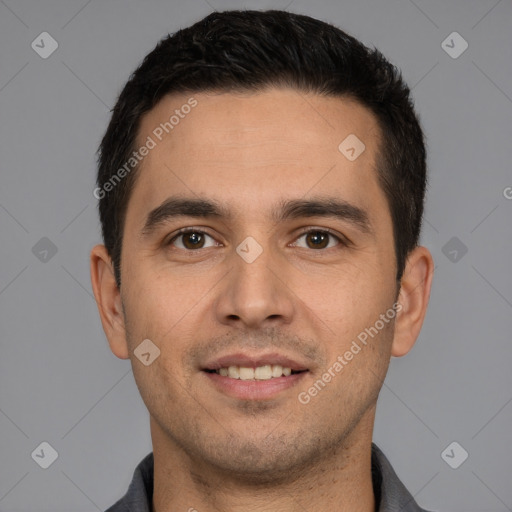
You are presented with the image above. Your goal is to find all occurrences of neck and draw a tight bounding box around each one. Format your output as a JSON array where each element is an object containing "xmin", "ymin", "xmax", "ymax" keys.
[{"xmin": 151, "ymin": 411, "xmax": 377, "ymax": 512}]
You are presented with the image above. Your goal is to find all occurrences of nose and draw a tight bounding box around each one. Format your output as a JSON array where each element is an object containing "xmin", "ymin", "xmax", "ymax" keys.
[{"xmin": 213, "ymin": 241, "xmax": 295, "ymax": 330}]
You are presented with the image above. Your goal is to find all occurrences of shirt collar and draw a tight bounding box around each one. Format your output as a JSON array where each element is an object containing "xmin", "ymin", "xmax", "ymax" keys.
[
  {"xmin": 370, "ymin": 443, "xmax": 431, "ymax": 511},
  {"xmin": 106, "ymin": 443, "xmax": 430, "ymax": 512}
]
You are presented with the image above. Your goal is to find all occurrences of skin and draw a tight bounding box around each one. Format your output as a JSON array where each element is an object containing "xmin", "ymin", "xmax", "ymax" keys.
[{"xmin": 90, "ymin": 88, "xmax": 434, "ymax": 512}]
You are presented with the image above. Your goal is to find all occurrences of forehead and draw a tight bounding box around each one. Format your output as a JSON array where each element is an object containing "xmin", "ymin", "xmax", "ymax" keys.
[{"xmin": 128, "ymin": 88, "xmax": 385, "ymax": 225}]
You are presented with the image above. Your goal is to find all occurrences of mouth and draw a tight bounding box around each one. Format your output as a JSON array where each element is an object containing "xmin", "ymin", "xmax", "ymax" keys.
[
  {"xmin": 201, "ymin": 353, "xmax": 310, "ymax": 400},
  {"xmin": 203, "ymin": 365, "xmax": 306, "ymax": 380}
]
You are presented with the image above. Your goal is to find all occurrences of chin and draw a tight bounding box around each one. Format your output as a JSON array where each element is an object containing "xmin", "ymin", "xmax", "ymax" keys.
[{"xmin": 194, "ymin": 432, "xmax": 322, "ymax": 485}]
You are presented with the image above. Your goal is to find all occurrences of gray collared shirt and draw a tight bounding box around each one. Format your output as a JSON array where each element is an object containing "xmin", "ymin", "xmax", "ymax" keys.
[{"xmin": 105, "ymin": 443, "xmax": 434, "ymax": 512}]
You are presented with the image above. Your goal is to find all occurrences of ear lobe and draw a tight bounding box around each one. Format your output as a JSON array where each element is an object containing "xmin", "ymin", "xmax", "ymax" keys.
[
  {"xmin": 391, "ymin": 245, "xmax": 434, "ymax": 357},
  {"xmin": 90, "ymin": 244, "xmax": 130, "ymax": 359}
]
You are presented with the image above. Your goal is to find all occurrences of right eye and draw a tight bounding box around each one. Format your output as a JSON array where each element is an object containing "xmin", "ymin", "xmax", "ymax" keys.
[{"xmin": 167, "ymin": 229, "xmax": 220, "ymax": 251}]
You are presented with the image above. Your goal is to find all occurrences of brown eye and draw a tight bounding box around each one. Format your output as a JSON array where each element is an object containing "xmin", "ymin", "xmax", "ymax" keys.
[
  {"xmin": 168, "ymin": 230, "xmax": 217, "ymax": 250},
  {"xmin": 182, "ymin": 232, "xmax": 205, "ymax": 249},
  {"xmin": 293, "ymin": 230, "xmax": 343, "ymax": 250},
  {"xmin": 306, "ymin": 231, "xmax": 329, "ymax": 249}
]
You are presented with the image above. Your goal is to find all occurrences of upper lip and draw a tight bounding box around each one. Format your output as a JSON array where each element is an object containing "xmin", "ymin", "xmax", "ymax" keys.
[{"xmin": 202, "ymin": 352, "xmax": 309, "ymax": 372}]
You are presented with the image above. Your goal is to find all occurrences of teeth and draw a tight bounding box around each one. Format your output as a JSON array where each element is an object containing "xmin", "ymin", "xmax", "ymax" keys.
[
  {"xmin": 228, "ymin": 366, "xmax": 239, "ymax": 379},
  {"xmin": 272, "ymin": 365, "xmax": 283, "ymax": 377},
  {"xmin": 254, "ymin": 365, "xmax": 272, "ymax": 380},
  {"xmin": 239, "ymin": 367, "xmax": 254, "ymax": 380},
  {"xmin": 215, "ymin": 364, "xmax": 296, "ymax": 379}
]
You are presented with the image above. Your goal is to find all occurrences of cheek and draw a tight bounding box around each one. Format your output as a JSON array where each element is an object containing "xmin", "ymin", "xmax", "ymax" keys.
[
  {"xmin": 293, "ymin": 260, "xmax": 384, "ymax": 329},
  {"xmin": 122, "ymin": 267, "xmax": 194, "ymax": 336},
  {"xmin": 123, "ymin": 285, "xmax": 192, "ymax": 403},
  {"xmin": 122, "ymin": 275, "xmax": 200, "ymax": 380},
  {"xmin": 293, "ymin": 263, "xmax": 397, "ymax": 379},
  {"xmin": 131, "ymin": 356, "xmax": 189, "ymax": 438}
]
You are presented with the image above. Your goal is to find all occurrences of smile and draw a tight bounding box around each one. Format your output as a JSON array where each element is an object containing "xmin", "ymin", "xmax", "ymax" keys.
[{"xmin": 205, "ymin": 364, "xmax": 306, "ymax": 380}]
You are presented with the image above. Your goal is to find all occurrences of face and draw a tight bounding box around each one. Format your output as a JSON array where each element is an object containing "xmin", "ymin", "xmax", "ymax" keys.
[{"xmin": 105, "ymin": 89, "xmax": 403, "ymax": 481}]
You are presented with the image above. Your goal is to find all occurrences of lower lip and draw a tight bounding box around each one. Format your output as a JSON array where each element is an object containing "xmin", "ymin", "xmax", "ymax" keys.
[{"xmin": 202, "ymin": 371, "xmax": 308, "ymax": 400}]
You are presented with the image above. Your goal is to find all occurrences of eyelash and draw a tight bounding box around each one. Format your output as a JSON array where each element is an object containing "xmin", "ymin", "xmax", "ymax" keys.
[{"xmin": 166, "ymin": 227, "xmax": 348, "ymax": 251}]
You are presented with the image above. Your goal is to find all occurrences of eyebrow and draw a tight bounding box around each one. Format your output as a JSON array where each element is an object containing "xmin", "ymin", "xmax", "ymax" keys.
[{"xmin": 141, "ymin": 196, "xmax": 372, "ymax": 236}]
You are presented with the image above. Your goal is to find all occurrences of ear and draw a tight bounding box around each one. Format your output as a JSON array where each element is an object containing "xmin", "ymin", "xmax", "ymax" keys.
[
  {"xmin": 90, "ymin": 244, "xmax": 129, "ymax": 359},
  {"xmin": 391, "ymin": 245, "xmax": 434, "ymax": 357}
]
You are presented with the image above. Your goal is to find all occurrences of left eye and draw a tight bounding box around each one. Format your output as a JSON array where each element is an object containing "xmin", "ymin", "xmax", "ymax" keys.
[{"xmin": 291, "ymin": 230, "xmax": 342, "ymax": 250}]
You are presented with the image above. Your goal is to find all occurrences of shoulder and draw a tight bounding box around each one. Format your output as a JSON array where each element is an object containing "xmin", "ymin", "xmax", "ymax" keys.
[{"xmin": 104, "ymin": 452, "xmax": 154, "ymax": 512}]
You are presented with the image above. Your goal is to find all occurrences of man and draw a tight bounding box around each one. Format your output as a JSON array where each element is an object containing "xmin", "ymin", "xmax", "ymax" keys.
[{"xmin": 90, "ymin": 9, "xmax": 435, "ymax": 512}]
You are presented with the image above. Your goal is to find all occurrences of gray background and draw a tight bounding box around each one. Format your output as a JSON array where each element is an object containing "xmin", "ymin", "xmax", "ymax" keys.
[{"xmin": 0, "ymin": 0, "xmax": 511, "ymax": 510}]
